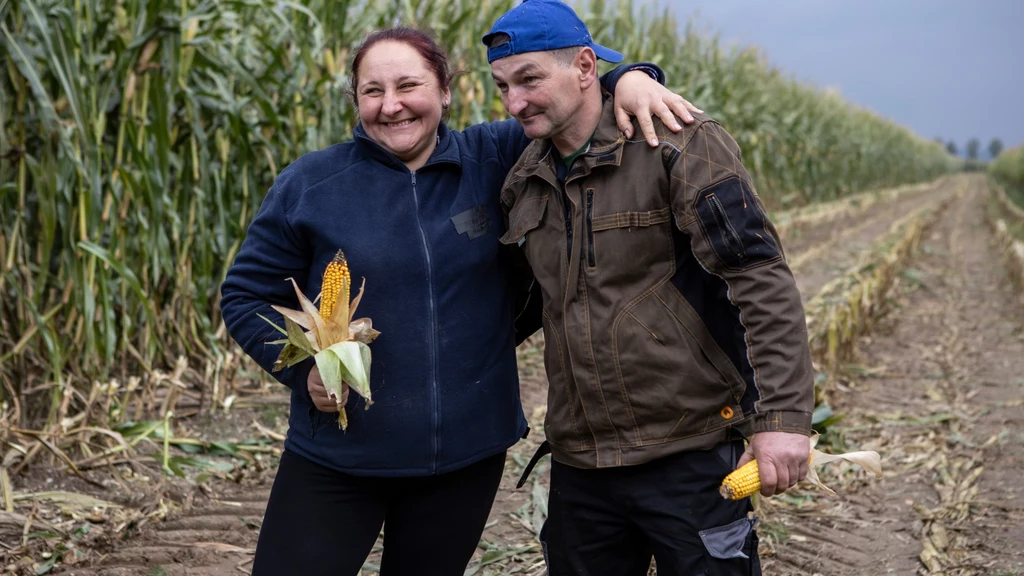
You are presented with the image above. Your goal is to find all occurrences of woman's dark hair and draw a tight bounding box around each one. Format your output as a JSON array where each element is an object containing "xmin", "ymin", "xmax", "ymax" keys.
[{"xmin": 350, "ymin": 27, "xmax": 454, "ymax": 108}]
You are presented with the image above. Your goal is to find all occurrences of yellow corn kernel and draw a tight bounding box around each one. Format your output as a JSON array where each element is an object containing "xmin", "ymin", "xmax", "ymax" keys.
[
  {"xmin": 720, "ymin": 460, "xmax": 761, "ymax": 500},
  {"xmin": 319, "ymin": 250, "xmax": 350, "ymax": 321}
]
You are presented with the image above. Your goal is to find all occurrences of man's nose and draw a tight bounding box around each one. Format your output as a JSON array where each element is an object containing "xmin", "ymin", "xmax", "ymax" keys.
[{"xmin": 506, "ymin": 89, "xmax": 528, "ymax": 116}]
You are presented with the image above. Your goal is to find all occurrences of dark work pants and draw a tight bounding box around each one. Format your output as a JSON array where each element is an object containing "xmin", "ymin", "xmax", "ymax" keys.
[
  {"xmin": 251, "ymin": 449, "xmax": 506, "ymax": 576},
  {"xmin": 542, "ymin": 441, "xmax": 761, "ymax": 576}
]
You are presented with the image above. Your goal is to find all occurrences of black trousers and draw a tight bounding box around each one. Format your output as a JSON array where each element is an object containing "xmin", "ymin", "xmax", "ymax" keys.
[
  {"xmin": 542, "ymin": 441, "xmax": 761, "ymax": 576},
  {"xmin": 251, "ymin": 449, "xmax": 506, "ymax": 576}
]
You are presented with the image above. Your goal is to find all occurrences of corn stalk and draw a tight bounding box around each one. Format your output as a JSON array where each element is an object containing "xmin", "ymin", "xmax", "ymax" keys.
[
  {"xmin": 1, "ymin": 0, "xmax": 958, "ymax": 426},
  {"xmin": 804, "ymin": 178, "xmax": 963, "ymax": 393},
  {"xmin": 985, "ymin": 178, "xmax": 1024, "ymax": 298}
]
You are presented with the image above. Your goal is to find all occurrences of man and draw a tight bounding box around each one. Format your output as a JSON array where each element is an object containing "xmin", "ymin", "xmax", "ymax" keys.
[{"xmin": 483, "ymin": 1, "xmax": 815, "ymax": 574}]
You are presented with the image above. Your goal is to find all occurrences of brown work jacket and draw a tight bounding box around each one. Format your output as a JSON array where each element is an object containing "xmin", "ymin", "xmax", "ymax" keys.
[{"xmin": 500, "ymin": 96, "xmax": 814, "ymax": 469}]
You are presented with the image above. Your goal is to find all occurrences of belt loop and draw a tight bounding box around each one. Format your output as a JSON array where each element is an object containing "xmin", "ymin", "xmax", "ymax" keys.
[{"xmin": 516, "ymin": 441, "xmax": 551, "ymax": 489}]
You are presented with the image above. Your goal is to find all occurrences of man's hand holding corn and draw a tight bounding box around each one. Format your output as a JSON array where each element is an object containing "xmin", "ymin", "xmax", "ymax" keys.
[{"xmin": 736, "ymin": 432, "xmax": 811, "ymax": 497}]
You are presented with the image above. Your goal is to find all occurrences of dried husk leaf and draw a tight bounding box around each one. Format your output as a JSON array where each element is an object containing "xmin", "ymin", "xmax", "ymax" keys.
[
  {"xmin": 347, "ymin": 278, "xmax": 366, "ymax": 323},
  {"xmin": 810, "ymin": 449, "xmax": 882, "ymax": 475},
  {"xmin": 270, "ymin": 304, "xmax": 313, "ymax": 332},
  {"xmin": 322, "ymin": 315, "xmax": 349, "ymax": 346},
  {"xmin": 286, "ymin": 277, "xmax": 329, "ymax": 350},
  {"xmin": 349, "ymin": 317, "xmax": 380, "ymax": 344},
  {"xmin": 804, "ymin": 433, "xmax": 882, "ymax": 496}
]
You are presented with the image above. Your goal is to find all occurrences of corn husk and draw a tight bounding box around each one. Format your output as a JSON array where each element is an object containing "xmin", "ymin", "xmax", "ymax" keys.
[
  {"xmin": 804, "ymin": 433, "xmax": 883, "ymax": 496},
  {"xmin": 261, "ymin": 251, "xmax": 379, "ymax": 430}
]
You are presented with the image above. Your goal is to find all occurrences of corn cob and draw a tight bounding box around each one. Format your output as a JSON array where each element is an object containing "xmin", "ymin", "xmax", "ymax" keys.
[
  {"xmin": 720, "ymin": 452, "xmax": 814, "ymax": 500},
  {"xmin": 263, "ymin": 247, "xmax": 379, "ymax": 431},
  {"xmin": 720, "ymin": 460, "xmax": 761, "ymax": 500},
  {"xmin": 319, "ymin": 250, "xmax": 350, "ymax": 321}
]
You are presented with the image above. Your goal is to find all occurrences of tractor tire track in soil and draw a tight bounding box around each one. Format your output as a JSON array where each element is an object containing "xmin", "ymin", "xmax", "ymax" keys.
[
  {"xmin": 57, "ymin": 484, "xmax": 270, "ymax": 575},
  {"xmin": 761, "ymin": 176, "xmax": 1024, "ymax": 576}
]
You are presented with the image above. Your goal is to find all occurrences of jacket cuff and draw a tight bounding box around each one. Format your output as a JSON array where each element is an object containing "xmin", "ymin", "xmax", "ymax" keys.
[
  {"xmin": 598, "ymin": 62, "xmax": 668, "ymax": 94},
  {"xmin": 627, "ymin": 63, "xmax": 666, "ymax": 85},
  {"xmin": 750, "ymin": 410, "xmax": 812, "ymax": 435}
]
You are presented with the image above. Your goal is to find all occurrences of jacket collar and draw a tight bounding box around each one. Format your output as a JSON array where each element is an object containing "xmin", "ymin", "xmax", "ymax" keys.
[
  {"xmin": 353, "ymin": 122, "xmax": 463, "ymax": 172},
  {"xmin": 513, "ymin": 92, "xmax": 625, "ymax": 186}
]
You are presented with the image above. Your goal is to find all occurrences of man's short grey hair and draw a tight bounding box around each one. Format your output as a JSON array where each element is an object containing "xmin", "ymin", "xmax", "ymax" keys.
[{"xmin": 486, "ymin": 33, "xmax": 582, "ymax": 68}]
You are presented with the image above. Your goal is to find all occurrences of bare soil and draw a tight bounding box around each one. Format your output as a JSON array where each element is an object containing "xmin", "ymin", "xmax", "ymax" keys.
[
  {"xmin": 787, "ymin": 178, "xmax": 958, "ymax": 299},
  {"xmin": 762, "ymin": 179, "xmax": 1024, "ymax": 575}
]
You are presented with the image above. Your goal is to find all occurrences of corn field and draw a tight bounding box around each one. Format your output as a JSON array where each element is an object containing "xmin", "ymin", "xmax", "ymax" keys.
[
  {"xmin": 0, "ymin": 0, "xmax": 957, "ymax": 420},
  {"xmin": 991, "ymin": 144, "xmax": 1024, "ymax": 207}
]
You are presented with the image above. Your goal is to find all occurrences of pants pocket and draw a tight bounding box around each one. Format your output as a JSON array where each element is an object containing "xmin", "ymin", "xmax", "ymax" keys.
[{"xmin": 698, "ymin": 517, "xmax": 761, "ymax": 575}]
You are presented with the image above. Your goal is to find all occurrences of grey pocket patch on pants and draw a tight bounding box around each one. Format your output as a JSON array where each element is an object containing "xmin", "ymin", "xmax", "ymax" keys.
[{"xmin": 699, "ymin": 517, "xmax": 755, "ymax": 560}]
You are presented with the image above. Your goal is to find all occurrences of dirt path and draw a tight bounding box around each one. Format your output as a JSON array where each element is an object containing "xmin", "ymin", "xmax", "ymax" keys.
[
  {"xmin": 761, "ymin": 177, "xmax": 1024, "ymax": 575},
  {"xmin": 781, "ymin": 180, "xmax": 944, "ymax": 262},
  {"xmin": 42, "ymin": 176, "xmax": 1024, "ymax": 576},
  {"xmin": 787, "ymin": 177, "xmax": 960, "ymax": 299}
]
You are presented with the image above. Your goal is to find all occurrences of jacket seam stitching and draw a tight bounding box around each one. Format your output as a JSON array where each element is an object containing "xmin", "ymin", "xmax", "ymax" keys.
[
  {"xmin": 542, "ymin": 309, "xmax": 584, "ymax": 447},
  {"xmin": 610, "ymin": 277, "xmax": 670, "ymax": 446},
  {"xmin": 580, "ymin": 275, "xmax": 622, "ymax": 465}
]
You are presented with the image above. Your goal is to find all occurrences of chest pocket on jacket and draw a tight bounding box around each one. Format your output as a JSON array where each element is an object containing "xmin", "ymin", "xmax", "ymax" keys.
[
  {"xmin": 500, "ymin": 195, "xmax": 549, "ymax": 247},
  {"xmin": 694, "ymin": 176, "xmax": 780, "ymax": 271},
  {"xmin": 587, "ymin": 204, "xmax": 672, "ymax": 268}
]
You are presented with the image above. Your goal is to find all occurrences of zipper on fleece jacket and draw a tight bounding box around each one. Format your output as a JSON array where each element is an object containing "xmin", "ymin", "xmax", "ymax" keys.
[{"xmin": 410, "ymin": 171, "xmax": 441, "ymax": 473}]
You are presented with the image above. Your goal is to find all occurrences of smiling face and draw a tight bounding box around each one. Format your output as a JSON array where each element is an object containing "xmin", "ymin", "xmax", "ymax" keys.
[
  {"xmin": 356, "ymin": 41, "xmax": 450, "ymax": 171},
  {"xmin": 490, "ymin": 49, "xmax": 584, "ymax": 142}
]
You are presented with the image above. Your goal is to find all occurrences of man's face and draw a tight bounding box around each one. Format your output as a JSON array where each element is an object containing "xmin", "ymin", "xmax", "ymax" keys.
[{"xmin": 490, "ymin": 50, "xmax": 583, "ymax": 141}]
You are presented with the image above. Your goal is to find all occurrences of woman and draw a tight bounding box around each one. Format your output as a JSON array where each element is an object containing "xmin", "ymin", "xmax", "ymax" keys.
[{"xmin": 220, "ymin": 27, "xmax": 699, "ymax": 576}]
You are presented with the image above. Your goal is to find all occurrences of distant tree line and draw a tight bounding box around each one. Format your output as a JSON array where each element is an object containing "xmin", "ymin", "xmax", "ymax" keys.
[{"xmin": 939, "ymin": 137, "xmax": 1005, "ymax": 160}]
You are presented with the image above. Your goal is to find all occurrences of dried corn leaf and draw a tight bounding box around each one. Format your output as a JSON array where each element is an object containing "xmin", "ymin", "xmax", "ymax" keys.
[{"xmin": 12, "ymin": 491, "xmax": 120, "ymax": 509}]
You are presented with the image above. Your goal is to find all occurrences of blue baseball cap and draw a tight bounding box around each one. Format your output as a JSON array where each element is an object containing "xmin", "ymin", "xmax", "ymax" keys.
[{"xmin": 482, "ymin": 0, "xmax": 624, "ymax": 64}]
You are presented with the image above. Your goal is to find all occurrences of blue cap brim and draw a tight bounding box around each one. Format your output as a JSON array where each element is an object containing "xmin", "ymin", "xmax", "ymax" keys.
[{"xmin": 592, "ymin": 44, "xmax": 624, "ymax": 64}]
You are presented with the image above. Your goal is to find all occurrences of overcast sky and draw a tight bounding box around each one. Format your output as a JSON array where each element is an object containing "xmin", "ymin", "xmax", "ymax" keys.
[{"xmin": 658, "ymin": 0, "xmax": 1024, "ymax": 154}]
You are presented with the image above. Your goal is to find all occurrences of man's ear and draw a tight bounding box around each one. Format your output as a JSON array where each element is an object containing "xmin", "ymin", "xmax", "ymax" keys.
[{"xmin": 578, "ymin": 47, "xmax": 599, "ymax": 90}]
